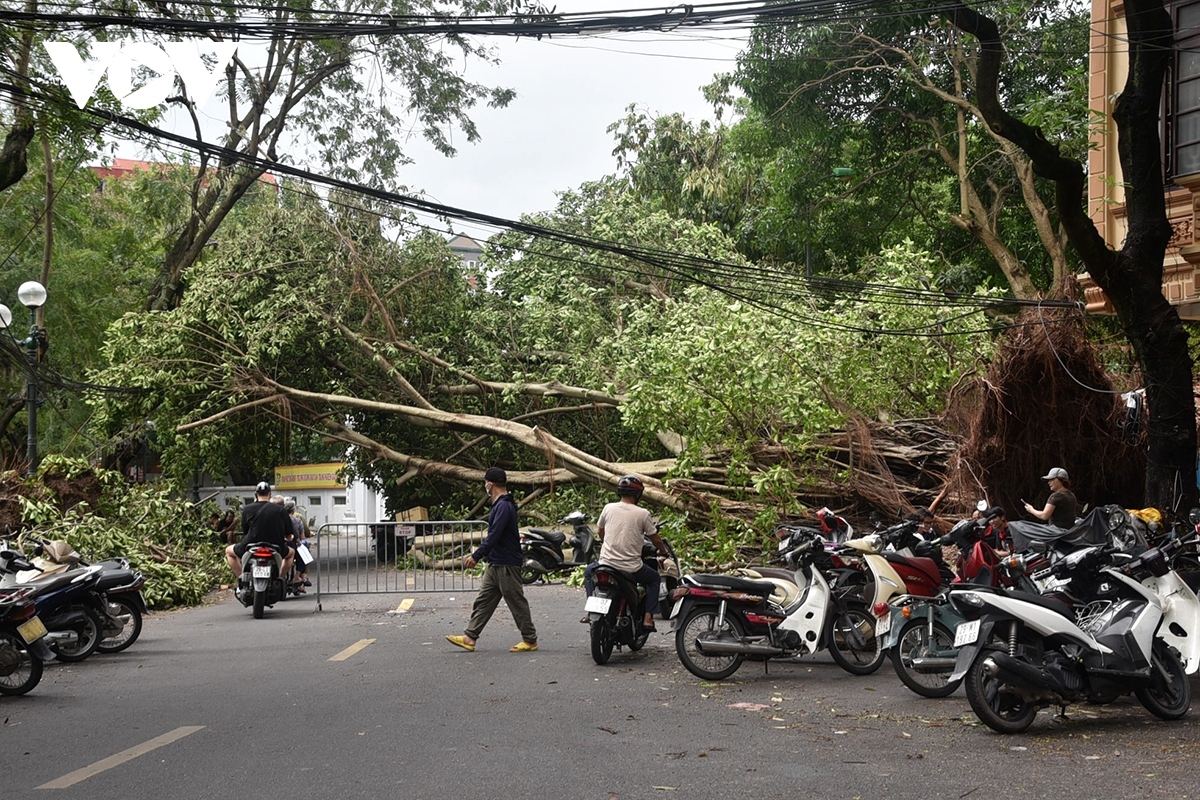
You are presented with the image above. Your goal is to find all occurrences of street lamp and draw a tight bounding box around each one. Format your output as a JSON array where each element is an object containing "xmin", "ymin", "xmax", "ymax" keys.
[
  {"xmin": 0, "ymin": 280, "xmax": 48, "ymax": 476},
  {"xmin": 804, "ymin": 167, "xmax": 856, "ymax": 277}
]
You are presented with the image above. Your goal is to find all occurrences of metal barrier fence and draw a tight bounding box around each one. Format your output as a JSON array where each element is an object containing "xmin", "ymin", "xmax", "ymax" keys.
[{"xmin": 313, "ymin": 520, "xmax": 488, "ymax": 609}]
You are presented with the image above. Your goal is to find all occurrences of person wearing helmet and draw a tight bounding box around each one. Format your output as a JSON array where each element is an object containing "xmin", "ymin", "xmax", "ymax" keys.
[
  {"xmin": 225, "ymin": 481, "xmax": 295, "ymax": 583},
  {"xmin": 584, "ymin": 475, "xmax": 670, "ymax": 631}
]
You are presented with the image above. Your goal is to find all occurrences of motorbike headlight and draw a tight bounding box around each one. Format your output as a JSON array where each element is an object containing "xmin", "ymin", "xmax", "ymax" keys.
[
  {"xmin": 1108, "ymin": 509, "xmax": 1127, "ymax": 531},
  {"xmin": 956, "ymin": 591, "xmax": 985, "ymax": 608},
  {"xmin": 866, "ymin": 533, "xmax": 883, "ymax": 553},
  {"xmin": 1189, "ymin": 508, "xmax": 1200, "ymax": 528}
]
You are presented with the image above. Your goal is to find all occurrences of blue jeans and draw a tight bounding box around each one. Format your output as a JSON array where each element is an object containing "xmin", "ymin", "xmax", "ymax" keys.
[{"xmin": 585, "ymin": 561, "xmax": 660, "ymax": 615}]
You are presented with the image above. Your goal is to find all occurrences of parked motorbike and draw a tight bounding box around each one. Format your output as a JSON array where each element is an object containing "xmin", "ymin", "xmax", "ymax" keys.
[
  {"xmin": 668, "ymin": 527, "xmax": 884, "ymax": 680},
  {"xmin": 520, "ymin": 511, "xmax": 599, "ymax": 585},
  {"xmin": 234, "ymin": 543, "xmax": 286, "ymax": 618},
  {"xmin": 21, "ymin": 538, "xmax": 147, "ymax": 654},
  {"xmin": 881, "ymin": 512, "xmax": 1040, "ymax": 697},
  {"xmin": 0, "ymin": 547, "xmax": 106, "ymax": 662},
  {"xmin": 0, "ymin": 584, "xmax": 52, "ymax": 695},
  {"xmin": 946, "ymin": 535, "xmax": 1195, "ymax": 733}
]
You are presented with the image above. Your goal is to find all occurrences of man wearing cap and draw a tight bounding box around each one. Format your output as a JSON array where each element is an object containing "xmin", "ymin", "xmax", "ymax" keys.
[
  {"xmin": 1023, "ymin": 467, "xmax": 1078, "ymax": 529},
  {"xmin": 446, "ymin": 467, "xmax": 538, "ymax": 653}
]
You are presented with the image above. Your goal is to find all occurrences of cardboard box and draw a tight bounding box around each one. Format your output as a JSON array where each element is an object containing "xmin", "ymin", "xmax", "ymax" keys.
[{"xmin": 396, "ymin": 506, "xmax": 430, "ymax": 522}]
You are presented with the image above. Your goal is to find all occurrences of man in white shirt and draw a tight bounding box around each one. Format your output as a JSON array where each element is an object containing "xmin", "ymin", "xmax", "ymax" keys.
[{"xmin": 585, "ymin": 475, "xmax": 670, "ymax": 630}]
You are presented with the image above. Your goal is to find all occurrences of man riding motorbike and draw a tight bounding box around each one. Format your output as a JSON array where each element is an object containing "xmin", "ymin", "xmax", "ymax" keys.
[
  {"xmin": 584, "ymin": 475, "xmax": 670, "ymax": 631},
  {"xmin": 225, "ymin": 482, "xmax": 295, "ymax": 585}
]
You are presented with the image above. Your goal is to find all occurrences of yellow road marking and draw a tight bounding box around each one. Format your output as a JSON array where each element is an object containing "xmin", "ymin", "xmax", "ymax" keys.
[
  {"xmin": 329, "ymin": 638, "xmax": 376, "ymax": 661},
  {"xmin": 395, "ymin": 598, "xmax": 414, "ymax": 613},
  {"xmin": 37, "ymin": 726, "xmax": 205, "ymax": 790}
]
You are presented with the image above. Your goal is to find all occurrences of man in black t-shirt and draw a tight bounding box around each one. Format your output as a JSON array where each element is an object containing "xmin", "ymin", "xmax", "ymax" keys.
[{"xmin": 224, "ymin": 482, "xmax": 295, "ymax": 580}]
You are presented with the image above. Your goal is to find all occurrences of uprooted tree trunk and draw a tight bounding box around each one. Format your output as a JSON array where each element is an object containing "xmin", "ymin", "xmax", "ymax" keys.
[{"xmin": 943, "ymin": 307, "xmax": 1146, "ymax": 518}]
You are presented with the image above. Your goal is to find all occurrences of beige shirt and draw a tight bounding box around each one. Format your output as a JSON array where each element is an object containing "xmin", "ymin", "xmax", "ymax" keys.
[{"xmin": 597, "ymin": 501, "xmax": 657, "ymax": 574}]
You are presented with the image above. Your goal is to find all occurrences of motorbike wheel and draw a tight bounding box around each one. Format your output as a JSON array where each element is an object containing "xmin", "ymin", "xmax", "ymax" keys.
[
  {"xmin": 675, "ymin": 607, "xmax": 744, "ymax": 680},
  {"xmin": 52, "ymin": 607, "xmax": 102, "ymax": 663},
  {"xmin": 96, "ymin": 596, "xmax": 143, "ymax": 654},
  {"xmin": 253, "ymin": 587, "xmax": 267, "ymax": 619},
  {"xmin": 518, "ymin": 565, "xmax": 542, "ymax": 586},
  {"xmin": 891, "ymin": 618, "xmax": 960, "ymax": 698},
  {"xmin": 1136, "ymin": 640, "xmax": 1191, "ymax": 720},
  {"xmin": 964, "ymin": 646, "xmax": 1037, "ymax": 734},
  {"xmin": 0, "ymin": 630, "xmax": 42, "ymax": 695},
  {"xmin": 590, "ymin": 618, "xmax": 615, "ymax": 665},
  {"xmin": 827, "ymin": 605, "xmax": 885, "ymax": 676}
]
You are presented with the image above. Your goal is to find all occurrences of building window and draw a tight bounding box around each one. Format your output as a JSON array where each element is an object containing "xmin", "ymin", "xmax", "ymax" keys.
[
  {"xmin": 1170, "ymin": 2, "xmax": 1200, "ymax": 178},
  {"xmin": 333, "ymin": 496, "xmax": 347, "ymax": 506},
  {"xmin": 308, "ymin": 496, "xmax": 322, "ymax": 506},
  {"xmin": 243, "ymin": 496, "xmax": 254, "ymax": 505}
]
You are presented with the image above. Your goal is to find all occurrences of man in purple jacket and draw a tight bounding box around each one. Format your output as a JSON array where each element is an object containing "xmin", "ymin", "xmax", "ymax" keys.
[{"xmin": 446, "ymin": 467, "xmax": 538, "ymax": 652}]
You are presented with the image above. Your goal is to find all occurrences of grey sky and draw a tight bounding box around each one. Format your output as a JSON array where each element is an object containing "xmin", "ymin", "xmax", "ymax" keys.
[{"xmin": 396, "ymin": 22, "xmax": 746, "ymax": 235}]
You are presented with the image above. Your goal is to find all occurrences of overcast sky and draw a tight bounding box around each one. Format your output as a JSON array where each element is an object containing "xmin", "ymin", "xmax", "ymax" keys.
[
  {"xmin": 395, "ymin": 19, "xmax": 747, "ymax": 236},
  {"xmin": 107, "ymin": 7, "xmax": 747, "ymax": 239}
]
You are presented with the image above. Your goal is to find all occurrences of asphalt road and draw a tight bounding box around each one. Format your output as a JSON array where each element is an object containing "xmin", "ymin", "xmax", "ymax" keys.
[{"xmin": 4, "ymin": 583, "xmax": 1200, "ymax": 800}]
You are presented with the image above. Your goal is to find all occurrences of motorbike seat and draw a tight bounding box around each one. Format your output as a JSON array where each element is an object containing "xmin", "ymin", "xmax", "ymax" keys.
[
  {"xmin": 734, "ymin": 569, "xmax": 801, "ymax": 607},
  {"xmin": 686, "ymin": 573, "xmax": 777, "ymax": 597},
  {"xmin": 1009, "ymin": 588, "xmax": 1076, "ymax": 621},
  {"xmin": 526, "ymin": 528, "xmax": 566, "ymax": 546}
]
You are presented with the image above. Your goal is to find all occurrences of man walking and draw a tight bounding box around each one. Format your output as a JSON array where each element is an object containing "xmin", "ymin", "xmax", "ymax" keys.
[{"xmin": 446, "ymin": 467, "xmax": 538, "ymax": 653}]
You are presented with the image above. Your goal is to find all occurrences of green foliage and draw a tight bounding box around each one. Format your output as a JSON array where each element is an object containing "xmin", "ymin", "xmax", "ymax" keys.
[
  {"xmin": 617, "ymin": 241, "xmax": 996, "ymax": 467},
  {"xmin": 15, "ymin": 455, "xmax": 224, "ymax": 608}
]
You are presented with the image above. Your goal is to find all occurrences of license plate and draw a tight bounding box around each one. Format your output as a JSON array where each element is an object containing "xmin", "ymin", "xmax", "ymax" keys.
[
  {"xmin": 584, "ymin": 596, "xmax": 611, "ymax": 614},
  {"xmin": 252, "ymin": 565, "xmax": 272, "ymax": 578},
  {"xmin": 17, "ymin": 615, "xmax": 47, "ymax": 644},
  {"xmin": 876, "ymin": 610, "xmax": 892, "ymax": 636},
  {"xmin": 954, "ymin": 619, "xmax": 980, "ymax": 648}
]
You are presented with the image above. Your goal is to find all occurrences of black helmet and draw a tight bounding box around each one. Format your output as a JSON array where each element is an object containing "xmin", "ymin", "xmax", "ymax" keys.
[
  {"xmin": 616, "ymin": 475, "xmax": 645, "ymax": 499},
  {"xmin": 255, "ymin": 481, "xmax": 271, "ymax": 495}
]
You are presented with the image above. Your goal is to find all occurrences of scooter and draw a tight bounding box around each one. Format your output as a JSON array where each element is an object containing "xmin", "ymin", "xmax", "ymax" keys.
[
  {"xmin": 668, "ymin": 527, "xmax": 885, "ymax": 680},
  {"xmin": 585, "ymin": 564, "xmax": 655, "ymax": 664},
  {"xmin": 946, "ymin": 536, "xmax": 1195, "ymax": 733},
  {"xmin": 0, "ymin": 547, "xmax": 106, "ymax": 662},
  {"xmin": 21, "ymin": 538, "xmax": 147, "ymax": 654},
  {"xmin": 234, "ymin": 543, "xmax": 286, "ymax": 619},
  {"xmin": 878, "ymin": 511, "xmax": 1035, "ymax": 697},
  {"xmin": 520, "ymin": 511, "xmax": 598, "ymax": 584},
  {"xmin": 0, "ymin": 584, "xmax": 52, "ymax": 695}
]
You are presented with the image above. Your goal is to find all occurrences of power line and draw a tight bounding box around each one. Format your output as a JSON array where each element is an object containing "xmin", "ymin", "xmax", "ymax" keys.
[{"xmin": 0, "ymin": 75, "xmax": 1080, "ymax": 342}]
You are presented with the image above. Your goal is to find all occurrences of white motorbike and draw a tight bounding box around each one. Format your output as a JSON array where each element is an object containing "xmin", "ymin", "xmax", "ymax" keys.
[{"xmin": 946, "ymin": 536, "xmax": 1198, "ymax": 733}]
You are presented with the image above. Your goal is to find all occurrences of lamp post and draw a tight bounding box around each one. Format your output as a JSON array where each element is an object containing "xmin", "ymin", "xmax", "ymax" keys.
[
  {"xmin": 0, "ymin": 280, "xmax": 48, "ymax": 476},
  {"xmin": 804, "ymin": 167, "xmax": 855, "ymax": 277}
]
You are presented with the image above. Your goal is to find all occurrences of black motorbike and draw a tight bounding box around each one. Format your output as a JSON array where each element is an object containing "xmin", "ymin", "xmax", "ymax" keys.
[
  {"xmin": 234, "ymin": 543, "xmax": 286, "ymax": 618},
  {"xmin": 25, "ymin": 539, "xmax": 147, "ymax": 654},
  {"xmin": 0, "ymin": 547, "xmax": 106, "ymax": 662},
  {"xmin": 585, "ymin": 536, "xmax": 674, "ymax": 664},
  {"xmin": 0, "ymin": 584, "xmax": 52, "ymax": 695},
  {"xmin": 520, "ymin": 511, "xmax": 599, "ymax": 584}
]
